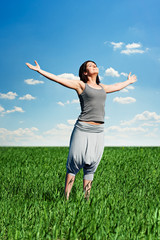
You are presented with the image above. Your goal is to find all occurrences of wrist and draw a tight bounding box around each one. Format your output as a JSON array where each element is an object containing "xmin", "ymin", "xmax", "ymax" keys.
[{"xmin": 127, "ymin": 78, "xmax": 131, "ymax": 83}]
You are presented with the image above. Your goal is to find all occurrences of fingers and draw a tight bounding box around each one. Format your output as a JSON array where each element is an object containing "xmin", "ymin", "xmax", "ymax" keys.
[
  {"xmin": 127, "ymin": 72, "xmax": 137, "ymax": 83},
  {"xmin": 131, "ymin": 75, "xmax": 137, "ymax": 82},
  {"xmin": 25, "ymin": 62, "xmax": 35, "ymax": 70},
  {"xmin": 26, "ymin": 63, "xmax": 31, "ymax": 68}
]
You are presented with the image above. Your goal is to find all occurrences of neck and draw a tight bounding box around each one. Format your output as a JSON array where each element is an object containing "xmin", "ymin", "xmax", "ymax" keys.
[{"xmin": 87, "ymin": 75, "xmax": 97, "ymax": 84}]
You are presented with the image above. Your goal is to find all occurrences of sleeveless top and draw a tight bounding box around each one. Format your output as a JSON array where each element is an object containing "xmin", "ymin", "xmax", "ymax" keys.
[{"xmin": 78, "ymin": 83, "xmax": 106, "ymax": 123}]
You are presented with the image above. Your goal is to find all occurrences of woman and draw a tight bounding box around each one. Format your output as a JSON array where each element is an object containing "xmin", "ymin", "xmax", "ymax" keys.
[{"xmin": 26, "ymin": 60, "xmax": 137, "ymax": 200}]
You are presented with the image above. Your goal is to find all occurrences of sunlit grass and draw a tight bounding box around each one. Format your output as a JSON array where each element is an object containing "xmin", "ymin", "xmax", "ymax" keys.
[{"xmin": 0, "ymin": 147, "xmax": 160, "ymax": 239}]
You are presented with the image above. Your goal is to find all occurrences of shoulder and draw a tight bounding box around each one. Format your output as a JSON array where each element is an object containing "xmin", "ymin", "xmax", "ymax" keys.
[{"xmin": 100, "ymin": 83, "xmax": 107, "ymax": 93}]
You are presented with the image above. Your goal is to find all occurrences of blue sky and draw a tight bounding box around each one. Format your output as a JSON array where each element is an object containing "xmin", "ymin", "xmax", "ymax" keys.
[{"xmin": 0, "ymin": 0, "xmax": 160, "ymax": 146}]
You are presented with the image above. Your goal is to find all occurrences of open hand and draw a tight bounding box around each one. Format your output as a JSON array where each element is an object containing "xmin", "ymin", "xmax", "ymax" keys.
[
  {"xmin": 26, "ymin": 60, "xmax": 40, "ymax": 72},
  {"xmin": 127, "ymin": 72, "xmax": 137, "ymax": 84}
]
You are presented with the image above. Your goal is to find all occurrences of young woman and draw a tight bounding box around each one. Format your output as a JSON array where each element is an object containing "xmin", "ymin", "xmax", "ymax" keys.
[{"xmin": 26, "ymin": 60, "xmax": 137, "ymax": 200}]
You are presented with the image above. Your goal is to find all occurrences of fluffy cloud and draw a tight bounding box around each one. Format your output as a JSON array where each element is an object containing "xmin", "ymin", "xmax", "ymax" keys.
[
  {"xmin": 105, "ymin": 67, "xmax": 120, "ymax": 77},
  {"xmin": 121, "ymin": 49, "xmax": 145, "ymax": 55},
  {"xmin": 57, "ymin": 73, "xmax": 80, "ymax": 80},
  {"xmin": 107, "ymin": 41, "xmax": 148, "ymax": 55},
  {"xmin": 0, "ymin": 127, "xmax": 42, "ymax": 146},
  {"xmin": 110, "ymin": 42, "xmax": 124, "ymax": 50},
  {"xmin": 105, "ymin": 67, "xmax": 128, "ymax": 78},
  {"xmin": 126, "ymin": 85, "xmax": 135, "ymax": 90},
  {"xmin": 1, "ymin": 118, "xmax": 159, "ymax": 146},
  {"xmin": 107, "ymin": 125, "xmax": 147, "ymax": 133},
  {"xmin": 121, "ymin": 42, "xmax": 148, "ymax": 55},
  {"xmin": 19, "ymin": 94, "xmax": 36, "ymax": 100},
  {"xmin": 43, "ymin": 122, "xmax": 73, "ymax": 145},
  {"xmin": 104, "ymin": 124, "xmax": 160, "ymax": 146},
  {"xmin": 121, "ymin": 88, "xmax": 129, "ymax": 93},
  {"xmin": 57, "ymin": 100, "xmax": 70, "ymax": 106},
  {"xmin": 67, "ymin": 119, "xmax": 76, "ymax": 125},
  {"xmin": 121, "ymin": 111, "xmax": 160, "ymax": 126},
  {"xmin": 120, "ymin": 72, "xmax": 128, "ymax": 77},
  {"xmin": 125, "ymin": 43, "xmax": 142, "ymax": 49},
  {"xmin": 1, "ymin": 106, "xmax": 24, "ymax": 116},
  {"xmin": 24, "ymin": 79, "xmax": 44, "ymax": 85},
  {"xmin": 6, "ymin": 106, "xmax": 24, "ymax": 114},
  {"xmin": 57, "ymin": 99, "xmax": 79, "ymax": 106},
  {"xmin": 0, "ymin": 106, "xmax": 5, "ymax": 112},
  {"xmin": 57, "ymin": 101, "xmax": 65, "ymax": 106},
  {"xmin": 120, "ymin": 85, "xmax": 135, "ymax": 93},
  {"xmin": 71, "ymin": 99, "xmax": 79, "ymax": 104},
  {"xmin": 113, "ymin": 97, "xmax": 136, "ymax": 104},
  {"xmin": 0, "ymin": 92, "xmax": 18, "ymax": 100}
]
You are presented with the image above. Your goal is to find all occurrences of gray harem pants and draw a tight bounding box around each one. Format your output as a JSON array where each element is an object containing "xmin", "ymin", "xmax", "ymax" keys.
[{"xmin": 66, "ymin": 120, "xmax": 104, "ymax": 181}]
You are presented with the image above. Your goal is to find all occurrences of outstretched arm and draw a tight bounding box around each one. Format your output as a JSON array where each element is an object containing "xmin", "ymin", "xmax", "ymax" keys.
[
  {"xmin": 101, "ymin": 72, "xmax": 137, "ymax": 93},
  {"xmin": 26, "ymin": 61, "xmax": 83, "ymax": 92}
]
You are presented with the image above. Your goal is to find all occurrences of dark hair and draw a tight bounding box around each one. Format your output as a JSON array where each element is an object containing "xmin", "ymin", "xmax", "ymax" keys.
[{"xmin": 79, "ymin": 60, "xmax": 100, "ymax": 84}]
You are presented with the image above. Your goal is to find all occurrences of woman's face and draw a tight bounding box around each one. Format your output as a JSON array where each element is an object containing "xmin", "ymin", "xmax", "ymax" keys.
[{"xmin": 85, "ymin": 61, "xmax": 99, "ymax": 76}]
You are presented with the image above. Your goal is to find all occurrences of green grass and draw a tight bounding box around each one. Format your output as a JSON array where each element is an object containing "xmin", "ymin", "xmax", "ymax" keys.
[{"xmin": 0, "ymin": 147, "xmax": 160, "ymax": 239}]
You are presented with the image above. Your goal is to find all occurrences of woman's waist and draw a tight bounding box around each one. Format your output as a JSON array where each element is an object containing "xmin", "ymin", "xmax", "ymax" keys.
[
  {"xmin": 78, "ymin": 120, "xmax": 103, "ymax": 125},
  {"xmin": 74, "ymin": 120, "xmax": 104, "ymax": 133}
]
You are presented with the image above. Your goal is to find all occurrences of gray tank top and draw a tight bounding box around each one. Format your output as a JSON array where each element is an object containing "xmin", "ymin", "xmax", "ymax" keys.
[{"xmin": 78, "ymin": 83, "xmax": 106, "ymax": 123}]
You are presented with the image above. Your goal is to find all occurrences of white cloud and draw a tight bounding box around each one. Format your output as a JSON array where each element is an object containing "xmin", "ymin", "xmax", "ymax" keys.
[
  {"xmin": 121, "ymin": 111, "xmax": 160, "ymax": 126},
  {"xmin": 107, "ymin": 125, "xmax": 147, "ymax": 133},
  {"xmin": 24, "ymin": 79, "xmax": 44, "ymax": 85},
  {"xmin": 44, "ymin": 125, "xmax": 71, "ymax": 135},
  {"xmin": 57, "ymin": 73, "xmax": 80, "ymax": 80},
  {"xmin": 99, "ymin": 75, "xmax": 103, "ymax": 81},
  {"xmin": 67, "ymin": 119, "xmax": 76, "ymax": 125},
  {"xmin": 6, "ymin": 106, "xmax": 24, "ymax": 114},
  {"xmin": 107, "ymin": 40, "xmax": 148, "ymax": 55},
  {"xmin": 57, "ymin": 123, "xmax": 71, "ymax": 130},
  {"xmin": 71, "ymin": 99, "xmax": 79, "ymax": 104},
  {"xmin": 126, "ymin": 85, "xmax": 135, "ymax": 90},
  {"xmin": 0, "ymin": 92, "xmax": 18, "ymax": 100},
  {"xmin": 121, "ymin": 89, "xmax": 129, "ymax": 93},
  {"xmin": 1, "ymin": 106, "xmax": 23, "ymax": 116},
  {"xmin": 126, "ymin": 43, "xmax": 142, "ymax": 49},
  {"xmin": 57, "ymin": 99, "xmax": 79, "ymax": 106},
  {"xmin": 121, "ymin": 49, "xmax": 145, "ymax": 55},
  {"xmin": 110, "ymin": 42, "xmax": 124, "ymax": 50},
  {"xmin": 120, "ymin": 72, "xmax": 128, "ymax": 77},
  {"xmin": 0, "ymin": 106, "xmax": 5, "ymax": 112},
  {"xmin": 113, "ymin": 97, "xmax": 136, "ymax": 104},
  {"xmin": 121, "ymin": 42, "xmax": 146, "ymax": 55},
  {"xmin": 19, "ymin": 94, "xmax": 36, "ymax": 100},
  {"xmin": 105, "ymin": 67, "xmax": 120, "ymax": 77},
  {"xmin": 104, "ymin": 123, "xmax": 160, "ymax": 146},
  {"xmin": 43, "ymin": 122, "xmax": 73, "ymax": 145},
  {"xmin": 1, "ymin": 120, "xmax": 159, "ymax": 146},
  {"xmin": 140, "ymin": 123, "xmax": 155, "ymax": 127},
  {"xmin": 0, "ymin": 127, "xmax": 42, "ymax": 146},
  {"xmin": 57, "ymin": 101, "xmax": 65, "ymax": 106},
  {"xmin": 105, "ymin": 67, "xmax": 128, "ymax": 78},
  {"xmin": 121, "ymin": 85, "xmax": 135, "ymax": 93},
  {"xmin": 57, "ymin": 100, "xmax": 70, "ymax": 106}
]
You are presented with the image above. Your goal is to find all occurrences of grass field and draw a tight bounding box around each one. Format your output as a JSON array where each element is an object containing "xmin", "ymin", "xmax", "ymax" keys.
[{"xmin": 0, "ymin": 147, "xmax": 160, "ymax": 239}]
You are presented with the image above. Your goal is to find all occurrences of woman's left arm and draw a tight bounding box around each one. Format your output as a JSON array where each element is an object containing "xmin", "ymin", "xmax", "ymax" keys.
[{"xmin": 101, "ymin": 72, "xmax": 137, "ymax": 93}]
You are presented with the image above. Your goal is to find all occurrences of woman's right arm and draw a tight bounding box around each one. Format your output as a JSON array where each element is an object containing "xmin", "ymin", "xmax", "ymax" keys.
[{"xmin": 26, "ymin": 60, "xmax": 84, "ymax": 92}]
